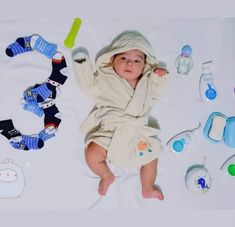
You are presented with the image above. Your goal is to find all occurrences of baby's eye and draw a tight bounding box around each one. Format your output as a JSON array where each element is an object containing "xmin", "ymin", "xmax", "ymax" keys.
[
  {"xmin": 120, "ymin": 57, "xmax": 127, "ymax": 61},
  {"xmin": 134, "ymin": 59, "xmax": 143, "ymax": 64}
]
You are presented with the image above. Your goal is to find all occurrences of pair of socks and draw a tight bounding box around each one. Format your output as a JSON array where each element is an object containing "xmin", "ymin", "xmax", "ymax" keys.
[
  {"xmin": 6, "ymin": 35, "xmax": 57, "ymax": 59},
  {"xmin": 23, "ymin": 54, "xmax": 67, "ymax": 106},
  {"xmin": 22, "ymin": 54, "xmax": 67, "ymax": 136},
  {"xmin": 0, "ymin": 119, "xmax": 44, "ymax": 150}
]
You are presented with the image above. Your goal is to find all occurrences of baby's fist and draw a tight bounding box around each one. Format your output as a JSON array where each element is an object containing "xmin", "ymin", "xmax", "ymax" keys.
[{"xmin": 154, "ymin": 68, "xmax": 168, "ymax": 77}]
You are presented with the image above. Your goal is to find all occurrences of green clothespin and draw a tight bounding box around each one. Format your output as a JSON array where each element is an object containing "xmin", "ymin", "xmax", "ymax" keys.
[{"xmin": 64, "ymin": 17, "xmax": 82, "ymax": 48}]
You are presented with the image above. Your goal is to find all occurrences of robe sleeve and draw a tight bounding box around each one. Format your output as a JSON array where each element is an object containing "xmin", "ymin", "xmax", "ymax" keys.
[
  {"xmin": 72, "ymin": 51, "xmax": 98, "ymax": 98},
  {"xmin": 151, "ymin": 64, "xmax": 170, "ymax": 102}
]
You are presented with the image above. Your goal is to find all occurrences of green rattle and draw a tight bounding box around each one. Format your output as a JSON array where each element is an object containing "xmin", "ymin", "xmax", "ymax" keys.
[{"xmin": 64, "ymin": 18, "xmax": 82, "ymax": 48}]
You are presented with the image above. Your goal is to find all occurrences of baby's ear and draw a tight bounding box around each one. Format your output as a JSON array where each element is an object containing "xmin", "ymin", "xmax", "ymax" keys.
[{"xmin": 110, "ymin": 56, "xmax": 114, "ymax": 64}]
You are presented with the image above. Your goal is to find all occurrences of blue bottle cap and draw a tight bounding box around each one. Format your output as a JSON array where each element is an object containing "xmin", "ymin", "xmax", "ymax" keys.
[
  {"xmin": 181, "ymin": 45, "xmax": 192, "ymax": 56},
  {"xmin": 205, "ymin": 84, "xmax": 217, "ymax": 100},
  {"xmin": 172, "ymin": 139, "xmax": 185, "ymax": 152}
]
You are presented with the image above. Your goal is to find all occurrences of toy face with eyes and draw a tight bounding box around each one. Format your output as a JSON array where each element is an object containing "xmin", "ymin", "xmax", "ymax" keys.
[
  {"xmin": 0, "ymin": 159, "xmax": 25, "ymax": 198},
  {"xmin": 0, "ymin": 168, "xmax": 18, "ymax": 183}
]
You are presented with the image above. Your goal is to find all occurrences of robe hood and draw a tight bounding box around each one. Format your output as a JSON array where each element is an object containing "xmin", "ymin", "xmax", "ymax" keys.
[{"xmin": 96, "ymin": 31, "xmax": 159, "ymax": 69}]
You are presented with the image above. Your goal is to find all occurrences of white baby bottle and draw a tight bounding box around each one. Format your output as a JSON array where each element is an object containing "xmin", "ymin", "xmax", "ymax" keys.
[
  {"xmin": 175, "ymin": 45, "xmax": 193, "ymax": 75},
  {"xmin": 199, "ymin": 60, "xmax": 217, "ymax": 102},
  {"xmin": 166, "ymin": 123, "xmax": 201, "ymax": 153}
]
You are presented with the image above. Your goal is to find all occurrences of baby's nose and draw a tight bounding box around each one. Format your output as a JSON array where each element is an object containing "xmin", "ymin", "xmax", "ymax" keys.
[{"xmin": 127, "ymin": 60, "xmax": 133, "ymax": 65}]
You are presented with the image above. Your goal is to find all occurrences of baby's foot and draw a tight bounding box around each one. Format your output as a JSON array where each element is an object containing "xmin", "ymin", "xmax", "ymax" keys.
[
  {"xmin": 142, "ymin": 186, "xmax": 164, "ymax": 200},
  {"xmin": 98, "ymin": 174, "xmax": 115, "ymax": 196}
]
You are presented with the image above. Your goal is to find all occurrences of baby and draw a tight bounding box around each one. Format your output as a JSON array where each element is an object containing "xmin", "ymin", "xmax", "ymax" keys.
[{"xmin": 73, "ymin": 31, "xmax": 170, "ymax": 200}]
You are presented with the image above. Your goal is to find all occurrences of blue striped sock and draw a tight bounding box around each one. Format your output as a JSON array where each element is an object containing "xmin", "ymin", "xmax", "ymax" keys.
[
  {"xmin": 6, "ymin": 36, "xmax": 33, "ymax": 57},
  {"xmin": 38, "ymin": 128, "xmax": 55, "ymax": 141},
  {"xmin": 31, "ymin": 35, "xmax": 57, "ymax": 59},
  {"xmin": 10, "ymin": 135, "xmax": 44, "ymax": 150},
  {"xmin": 24, "ymin": 83, "xmax": 52, "ymax": 104},
  {"xmin": 23, "ymin": 101, "xmax": 44, "ymax": 117}
]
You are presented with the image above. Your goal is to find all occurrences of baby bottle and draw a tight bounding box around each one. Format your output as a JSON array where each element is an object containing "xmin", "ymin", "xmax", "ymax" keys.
[
  {"xmin": 166, "ymin": 123, "xmax": 201, "ymax": 153},
  {"xmin": 199, "ymin": 60, "xmax": 217, "ymax": 102},
  {"xmin": 175, "ymin": 45, "xmax": 193, "ymax": 75}
]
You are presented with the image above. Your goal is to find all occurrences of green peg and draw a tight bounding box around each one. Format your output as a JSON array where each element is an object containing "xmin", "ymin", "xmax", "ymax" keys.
[{"xmin": 64, "ymin": 18, "xmax": 82, "ymax": 48}]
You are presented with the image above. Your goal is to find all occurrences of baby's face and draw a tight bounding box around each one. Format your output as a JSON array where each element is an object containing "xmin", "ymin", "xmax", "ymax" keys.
[{"xmin": 112, "ymin": 49, "xmax": 145, "ymax": 82}]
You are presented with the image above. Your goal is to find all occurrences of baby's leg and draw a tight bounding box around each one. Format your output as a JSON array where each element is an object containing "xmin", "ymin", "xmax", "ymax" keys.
[
  {"xmin": 86, "ymin": 142, "xmax": 115, "ymax": 196},
  {"xmin": 140, "ymin": 159, "xmax": 164, "ymax": 200}
]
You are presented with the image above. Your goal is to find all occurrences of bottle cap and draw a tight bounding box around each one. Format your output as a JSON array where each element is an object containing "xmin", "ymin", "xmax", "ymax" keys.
[{"xmin": 181, "ymin": 45, "xmax": 192, "ymax": 56}]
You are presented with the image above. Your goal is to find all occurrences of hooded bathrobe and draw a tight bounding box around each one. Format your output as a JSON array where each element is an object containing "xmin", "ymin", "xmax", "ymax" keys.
[{"xmin": 73, "ymin": 31, "xmax": 170, "ymax": 168}]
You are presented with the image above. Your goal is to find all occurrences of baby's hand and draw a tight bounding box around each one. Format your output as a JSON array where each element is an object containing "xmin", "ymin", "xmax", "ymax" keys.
[{"xmin": 153, "ymin": 68, "xmax": 168, "ymax": 77}]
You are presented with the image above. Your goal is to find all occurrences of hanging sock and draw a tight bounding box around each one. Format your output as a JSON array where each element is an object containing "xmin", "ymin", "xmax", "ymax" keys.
[
  {"xmin": 43, "ymin": 104, "xmax": 62, "ymax": 129},
  {"xmin": 48, "ymin": 52, "xmax": 68, "ymax": 85},
  {"xmin": 23, "ymin": 83, "xmax": 53, "ymax": 104},
  {"xmin": 21, "ymin": 99, "xmax": 44, "ymax": 117},
  {"xmin": 10, "ymin": 135, "xmax": 44, "ymax": 150},
  {"xmin": 30, "ymin": 34, "xmax": 57, "ymax": 59},
  {"xmin": 38, "ymin": 126, "xmax": 56, "ymax": 141},
  {"xmin": 0, "ymin": 119, "xmax": 21, "ymax": 140},
  {"xmin": 5, "ymin": 36, "xmax": 33, "ymax": 57}
]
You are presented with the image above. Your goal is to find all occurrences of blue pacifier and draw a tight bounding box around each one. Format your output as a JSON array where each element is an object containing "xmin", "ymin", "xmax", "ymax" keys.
[
  {"xmin": 205, "ymin": 84, "xmax": 217, "ymax": 100},
  {"xmin": 172, "ymin": 139, "xmax": 185, "ymax": 152}
]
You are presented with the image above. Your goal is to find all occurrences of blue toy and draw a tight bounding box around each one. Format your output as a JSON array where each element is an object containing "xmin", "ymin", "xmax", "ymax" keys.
[{"xmin": 203, "ymin": 112, "xmax": 235, "ymax": 148}]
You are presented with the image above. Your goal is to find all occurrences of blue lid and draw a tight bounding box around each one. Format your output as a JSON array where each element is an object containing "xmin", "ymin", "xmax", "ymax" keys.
[
  {"xmin": 173, "ymin": 139, "xmax": 185, "ymax": 152},
  {"xmin": 205, "ymin": 84, "xmax": 217, "ymax": 100},
  {"xmin": 181, "ymin": 45, "xmax": 192, "ymax": 56}
]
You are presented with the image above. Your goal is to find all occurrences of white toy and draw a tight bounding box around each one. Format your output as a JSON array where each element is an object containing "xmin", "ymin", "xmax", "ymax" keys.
[
  {"xmin": 220, "ymin": 154, "xmax": 235, "ymax": 177},
  {"xmin": 185, "ymin": 158, "xmax": 212, "ymax": 195},
  {"xmin": 0, "ymin": 159, "xmax": 25, "ymax": 198},
  {"xmin": 175, "ymin": 45, "xmax": 193, "ymax": 75},
  {"xmin": 199, "ymin": 60, "xmax": 217, "ymax": 102}
]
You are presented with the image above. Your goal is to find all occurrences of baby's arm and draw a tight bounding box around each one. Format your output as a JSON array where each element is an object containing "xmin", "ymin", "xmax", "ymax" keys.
[
  {"xmin": 151, "ymin": 61, "xmax": 170, "ymax": 101},
  {"xmin": 72, "ymin": 49, "xmax": 97, "ymax": 97}
]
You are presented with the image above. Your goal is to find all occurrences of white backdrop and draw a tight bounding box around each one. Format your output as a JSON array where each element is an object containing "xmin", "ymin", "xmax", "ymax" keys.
[{"xmin": 0, "ymin": 0, "xmax": 235, "ymax": 226}]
